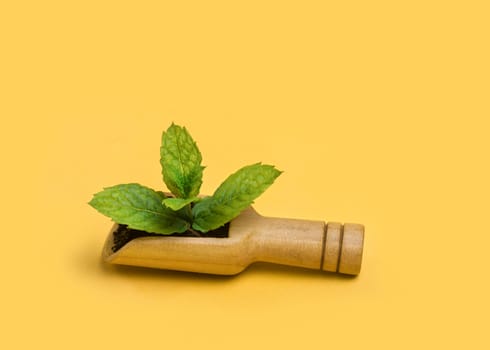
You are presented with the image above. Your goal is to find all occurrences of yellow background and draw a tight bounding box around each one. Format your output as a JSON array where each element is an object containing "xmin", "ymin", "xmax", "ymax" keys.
[{"xmin": 1, "ymin": 1, "xmax": 489, "ymax": 349}]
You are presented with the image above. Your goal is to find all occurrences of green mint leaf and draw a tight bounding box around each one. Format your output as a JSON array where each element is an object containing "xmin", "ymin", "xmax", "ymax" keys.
[
  {"xmin": 89, "ymin": 183, "xmax": 190, "ymax": 234},
  {"xmin": 160, "ymin": 123, "xmax": 204, "ymax": 198},
  {"xmin": 192, "ymin": 163, "xmax": 282, "ymax": 232},
  {"xmin": 162, "ymin": 197, "xmax": 199, "ymax": 211}
]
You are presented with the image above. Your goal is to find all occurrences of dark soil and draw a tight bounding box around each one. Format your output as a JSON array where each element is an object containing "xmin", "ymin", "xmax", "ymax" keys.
[{"xmin": 112, "ymin": 223, "xmax": 230, "ymax": 252}]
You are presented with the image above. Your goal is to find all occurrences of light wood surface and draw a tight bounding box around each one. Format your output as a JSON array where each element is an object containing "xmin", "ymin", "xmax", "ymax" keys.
[{"xmin": 102, "ymin": 207, "xmax": 364, "ymax": 275}]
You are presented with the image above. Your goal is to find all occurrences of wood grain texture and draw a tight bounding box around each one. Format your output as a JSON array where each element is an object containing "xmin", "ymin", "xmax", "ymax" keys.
[{"xmin": 102, "ymin": 207, "xmax": 364, "ymax": 275}]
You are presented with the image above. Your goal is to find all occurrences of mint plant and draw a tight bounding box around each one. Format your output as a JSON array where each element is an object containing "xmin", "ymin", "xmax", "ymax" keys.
[{"xmin": 89, "ymin": 123, "xmax": 281, "ymax": 236}]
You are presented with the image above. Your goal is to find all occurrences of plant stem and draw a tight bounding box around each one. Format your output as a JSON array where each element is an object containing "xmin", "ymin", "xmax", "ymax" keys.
[
  {"xmin": 187, "ymin": 227, "xmax": 202, "ymax": 237},
  {"xmin": 184, "ymin": 203, "xmax": 193, "ymax": 222},
  {"xmin": 183, "ymin": 203, "xmax": 203, "ymax": 236}
]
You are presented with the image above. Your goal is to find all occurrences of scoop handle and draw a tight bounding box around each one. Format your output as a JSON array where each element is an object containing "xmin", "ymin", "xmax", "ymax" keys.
[{"xmin": 251, "ymin": 216, "xmax": 364, "ymax": 275}]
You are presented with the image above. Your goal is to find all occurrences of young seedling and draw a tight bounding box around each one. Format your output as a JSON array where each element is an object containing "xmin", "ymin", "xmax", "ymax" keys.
[{"xmin": 89, "ymin": 123, "xmax": 282, "ymax": 237}]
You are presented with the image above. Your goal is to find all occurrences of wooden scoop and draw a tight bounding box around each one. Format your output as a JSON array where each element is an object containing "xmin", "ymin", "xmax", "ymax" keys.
[{"xmin": 102, "ymin": 207, "xmax": 364, "ymax": 276}]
